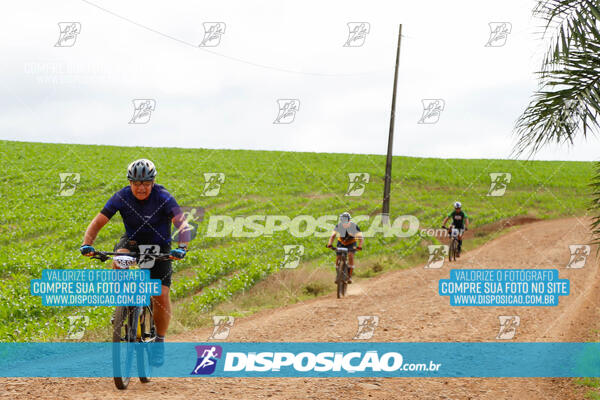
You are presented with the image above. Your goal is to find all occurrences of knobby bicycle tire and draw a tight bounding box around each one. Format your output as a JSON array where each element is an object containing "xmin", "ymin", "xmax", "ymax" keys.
[
  {"xmin": 112, "ymin": 306, "xmax": 139, "ymax": 390},
  {"xmin": 449, "ymin": 239, "xmax": 457, "ymax": 261},
  {"xmin": 336, "ymin": 258, "xmax": 349, "ymax": 299},
  {"xmin": 342, "ymin": 265, "xmax": 348, "ymax": 297},
  {"xmin": 137, "ymin": 305, "xmax": 155, "ymax": 383},
  {"xmin": 335, "ymin": 257, "xmax": 343, "ymax": 299}
]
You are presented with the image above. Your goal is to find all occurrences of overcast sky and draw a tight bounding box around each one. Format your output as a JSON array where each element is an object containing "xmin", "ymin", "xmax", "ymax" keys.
[{"xmin": 1, "ymin": 0, "xmax": 597, "ymax": 161}]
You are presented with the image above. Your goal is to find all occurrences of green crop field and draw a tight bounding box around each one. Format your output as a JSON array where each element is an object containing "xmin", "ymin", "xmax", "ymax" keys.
[{"xmin": 0, "ymin": 140, "xmax": 594, "ymax": 341}]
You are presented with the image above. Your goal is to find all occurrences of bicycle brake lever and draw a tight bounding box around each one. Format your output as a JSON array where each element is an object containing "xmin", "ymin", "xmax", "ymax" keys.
[{"xmin": 91, "ymin": 253, "xmax": 109, "ymax": 262}]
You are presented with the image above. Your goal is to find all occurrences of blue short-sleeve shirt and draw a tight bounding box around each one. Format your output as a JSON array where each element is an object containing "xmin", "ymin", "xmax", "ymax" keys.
[{"xmin": 100, "ymin": 184, "xmax": 181, "ymax": 246}]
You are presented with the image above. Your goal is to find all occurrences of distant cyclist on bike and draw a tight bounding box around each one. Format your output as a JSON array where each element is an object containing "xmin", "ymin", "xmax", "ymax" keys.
[
  {"xmin": 326, "ymin": 212, "xmax": 363, "ymax": 283},
  {"xmin": 442, "ymin": 201, "xmax": 469, "ymax": 256},
  {"xmin": 79, "ymin": 159, "xmax": 190, "ymax": 365}
]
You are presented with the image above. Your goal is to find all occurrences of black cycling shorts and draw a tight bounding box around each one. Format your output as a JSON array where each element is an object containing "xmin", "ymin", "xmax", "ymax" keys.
[{"xmin": 113, "ymin": 234, "xmax": 173, "ymax": 288}]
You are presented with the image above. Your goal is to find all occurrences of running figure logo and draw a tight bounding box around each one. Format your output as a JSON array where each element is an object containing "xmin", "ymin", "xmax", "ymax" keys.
[
  {"xmin": 172, "ymin": 206, "xmax": 204, "ymax": 242},
  {"xmin": 566, "ymin": 245, "xmax": 590, "ymax": 269},
  {"xmin": 55, "ymin": 22, "xmax": 81, "ymax": 47},
  {"xmin": 208, "ymin": 316, "xmax": 235, "ymax": 340},
  {"xmin": 354, "ymin": 316, "xmax": 379, "ymax": 340},
  {"xmin": 129, "ymin": 99, "xmax": 156, "ymax": 124},
  {"xmin": 201, "ymin": 173, "xmax": 225, "ymax": 197},
  {"xmin": 282, "ymin": 245, "xmax": 304, "ymax": 269},
  {"xmin": 343, "ymin": 22, "xmax": 370, "ymax": 47},
  {"xmin": 138, "ymin": 244, "xmax": 160, "ymax": 269},
  {"xmin": 552, "ymin": 99, "xmax": 583, "ymax": 132},
  {"xmin": 191, "ymin": 345, "xmax": 223, "ymax": 375},
  {"xmin": 58, "ymin": 173, "xmax": 80, "ymax": 196},
  {"xmin": 346, "ymin": 173, "xmax": 370, "ymax": 196},
  {"xmin": 418, "ymin": 99, "xmax": 445, "ymax": 124},
  {"xmin": 425, "ymin": 245, "xmax": 449, "ymax": 269},
  {"xmin": 66, "ymin": 315, "xmax": 89, "ymax": 340},
  {"xmin": 273, "ymin": 99, "xmax": 300, "ymax": 124},
  {"xmin": 199, "ymin": 22, "xmax": 226, "ymax": 47},
  {"xmin": 487, "ymin": 173, "xmax": 511, "ymax": 196},
  {"xmin": 485, "ymin": 22, "xmax": 512, "ymax": 47},
  {"xmin": 496, "ymin": 315, "xmax": 520, "ymax": 340}
]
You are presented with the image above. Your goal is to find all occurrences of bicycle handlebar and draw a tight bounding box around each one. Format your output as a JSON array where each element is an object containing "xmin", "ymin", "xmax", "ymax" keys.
[
  {"xmin": 442, "ymin": 225, "xmax": 468, "ymax": 231},
  {"xmin": 90, "ymin": 251, "xmax": 173, "ymax": 262},
  {"xmin": 327, "ymin": 246, "xmax": 350, "ymax": 252}
]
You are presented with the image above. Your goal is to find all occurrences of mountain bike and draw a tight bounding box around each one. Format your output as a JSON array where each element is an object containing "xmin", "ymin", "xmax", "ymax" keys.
[
  {"xmin": 90, "ymin": 250, "xmax": 172, "ymax": 390},
  {"xmin": 331, "ymin": 247, "xmax": 350, "ymax": 299},
  {"xmin": 442, "ymin": 226, "xmax": 463, "ymax": 261}
]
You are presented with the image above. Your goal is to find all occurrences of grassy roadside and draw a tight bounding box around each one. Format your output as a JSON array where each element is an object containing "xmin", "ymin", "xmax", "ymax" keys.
[
  {"xmin": 575, "ymin": 327, "xmax": 600, "ymax": 398},
  {"xmin": 576, "ymin": 378, "xmax": 600, "ymax": 399}
]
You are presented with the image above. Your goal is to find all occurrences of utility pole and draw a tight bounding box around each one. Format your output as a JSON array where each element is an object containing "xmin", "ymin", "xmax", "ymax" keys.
[{"xmin": 382, "ymin": 24, "xmax": 402, "ymax": 222}]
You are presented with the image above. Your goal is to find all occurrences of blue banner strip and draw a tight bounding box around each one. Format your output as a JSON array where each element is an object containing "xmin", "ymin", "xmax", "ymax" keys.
[{"xmin": 1, "ymin": 343, "xmax": 600, "ymax": 377}]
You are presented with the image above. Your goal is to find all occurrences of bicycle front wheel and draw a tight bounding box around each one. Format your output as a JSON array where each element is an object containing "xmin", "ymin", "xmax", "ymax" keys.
[
  {"xmin": 337, "ymin": 263, "xmax": 348, "ymax": 298},
  {"xmin": 137, "ymin": 305, "xmax": 155, "ymax": 383},
  {"xmin": 449, "ymin": 239, "xmax": 457, "ymax": 261},
  {"xmin": 112, "ymin": 306, "xmax": 138, "ymax": 390},
  {"xmin": 337, "ymin": 268, "xmax": 344, "ymax": 298}
]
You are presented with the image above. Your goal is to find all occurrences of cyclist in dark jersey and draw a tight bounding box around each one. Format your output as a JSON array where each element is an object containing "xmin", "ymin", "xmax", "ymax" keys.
[
  {"xmin": 79, "ymin": 159, "xmax": 190, "ymax": 365},
  {"xmin": 326, "ymin": 212, "xmax": 363, "ymax": 283},
  {"xmin": 442, "ymin": 201, "xmax": 469, "ymax": 255}
]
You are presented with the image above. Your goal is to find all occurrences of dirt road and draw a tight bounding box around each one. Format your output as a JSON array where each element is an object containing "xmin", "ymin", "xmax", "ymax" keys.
[{"xmin": 2, "ymin": 217, "xmax": 598, "ymax": 399}]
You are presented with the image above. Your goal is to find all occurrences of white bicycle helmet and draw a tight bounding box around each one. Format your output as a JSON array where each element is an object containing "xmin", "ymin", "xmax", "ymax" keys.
[
  {"xmin": 340, "ymin": 212, "xmax": 351, "ymax": 222},
  {"xmin": 454, "ymin": 201, "xmax": 462, "ymax": 209},
  {"xmin": 127, "ymin": 159, "xmax": 157, "ymax": 181}
]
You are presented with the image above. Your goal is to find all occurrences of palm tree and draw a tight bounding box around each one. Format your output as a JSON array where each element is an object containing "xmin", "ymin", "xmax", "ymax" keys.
[{"xmin": 515, "ymin": 0, "xmax": 600, "ymax": 239}]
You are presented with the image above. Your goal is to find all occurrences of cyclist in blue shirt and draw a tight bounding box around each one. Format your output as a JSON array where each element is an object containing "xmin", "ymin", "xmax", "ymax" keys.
[{"xmin": 79, "ymin": 159, "xmax": 190, "ymax": 365}]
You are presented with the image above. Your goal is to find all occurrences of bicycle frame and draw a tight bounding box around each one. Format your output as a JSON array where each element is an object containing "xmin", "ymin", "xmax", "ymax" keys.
[
  {"xmin": 90, "ymin": 250, "xmax": 171, "ymax": 389},
  {"xmin": 445, "ymin": 227, "xmax": 463, "ymax": 261},
  {"xmin": 446, "ymin": 225, "xmax": 465, "ymax": 237},
  {"xmin": 332, "ymin": 247, "xmax": 350, "ymax": 298}
]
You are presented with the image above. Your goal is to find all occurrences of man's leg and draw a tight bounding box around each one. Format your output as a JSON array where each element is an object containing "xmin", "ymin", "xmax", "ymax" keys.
[
  {"xmin": 149, "ymin": 255, "xmax": 172, "ymax": 367},
  {"xmin": 152, "ymin": 286, "xmax": 171, "ymax": 338},
  {"xmin": 149, "ymin": 254, "xmax": 173, "ymax": 339},
  {"xmin": 149, "ymin": 286, "xmax": 170, "ymax": 367}
]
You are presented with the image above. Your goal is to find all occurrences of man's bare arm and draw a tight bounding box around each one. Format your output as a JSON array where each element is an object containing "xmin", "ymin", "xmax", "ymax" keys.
[
  {"xmin": 82, "ymin": 213, "xmax": 109, "ymax": 245},
  {"xmin": 327, "ymin": 231, "xmax": 337, "ymax": 247},
  {"xmin": 172, "ymin": 214, "xmax": 191, "ymax": 248}
]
